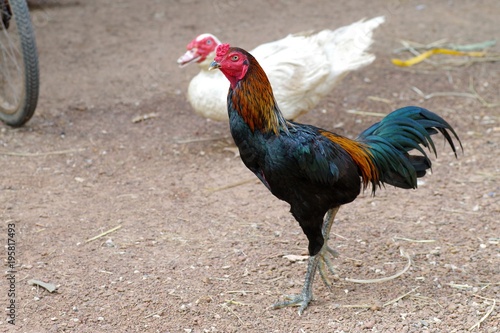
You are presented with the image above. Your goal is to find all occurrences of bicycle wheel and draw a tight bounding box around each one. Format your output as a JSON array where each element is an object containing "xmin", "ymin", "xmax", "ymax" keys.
[{"xmin": 0, "ymin": 0, "xmax": 39, "ymax": 127}]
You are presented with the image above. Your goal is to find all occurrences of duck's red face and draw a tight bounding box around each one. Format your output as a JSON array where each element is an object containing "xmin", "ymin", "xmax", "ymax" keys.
[{"xmin": 177, "ymin": 33, "xmax": 220, "ymax": 67}]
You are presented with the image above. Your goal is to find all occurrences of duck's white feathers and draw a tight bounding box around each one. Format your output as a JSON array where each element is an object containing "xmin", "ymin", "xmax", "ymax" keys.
[{"xmin": 187, "ymin": 16, "xmax": 385, "ymax": 121}]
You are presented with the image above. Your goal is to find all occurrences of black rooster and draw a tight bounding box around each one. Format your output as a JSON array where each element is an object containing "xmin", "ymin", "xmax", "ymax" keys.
[{"xmin": 209, "ymin": 43, "xmax": 461, "ymax": 314}]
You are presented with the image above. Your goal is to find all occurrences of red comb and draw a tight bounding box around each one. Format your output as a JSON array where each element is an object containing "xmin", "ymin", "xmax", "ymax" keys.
[{"xmin": 215, "ymin": 43, "xmax": 231, "ymax": 61}]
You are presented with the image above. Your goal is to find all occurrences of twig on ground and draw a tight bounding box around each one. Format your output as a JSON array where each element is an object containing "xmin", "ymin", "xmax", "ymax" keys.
[
  {"xmin": 0, "ymin": 148, "xmax": 86, "ymax": 157},
  {"xmin": 469, "ymin": 297, "xmax": 496, "ymax": 331},
  {"xmin": 446, "ymin": 40, "xmax": 496, "ymax": 52},
  {"xmin": 340, "ymin": 287, "xmax": 419, "ymax": 310},
  {"xmin": 221, "ymin": 302, "xmax": 246, "ymax": 326},
  {"xmin": 411, "ymin": 86, "xmax": 477, "ymax": 100},
  {"xmin": 144, "ymin": 307, "xmax": 168, "ymax": 319},
  {"xmin": 367, "ymin": 96, "xmax": 393, "ymax": 105},
  {"xmin": 331, "ymin": 232, "xmax": 349, "ymax": 240},
  {"xmin": 468, "ymin": 77, "xmax": 500, "ymax": 108},
  {"xmin": 175, "ymin": 136, "xmax": 229, "ymax": 144},
  {"xmin": 474, "ymin": 294, "xmax": 500, "ymax": 302},
  {"xmin": 412, "ymin": 77, "xmax": 500, "ymax": 108},
  {"xmin": 131, "ymin": 112, "xmax": 158, "ymax": 123},
  {"xmin": 340, "ymin": 304, "xmax": 372, "ymax": 309},
  {"xmin": 345, "ymin": 249, "xmax": 411, "ymax": 284},
  {"xmin": 226, "ymin": 290, "xmax": 259, "ymax": 295},
  {"xmin": 440, "ymin": 208, "xmax": 480, "ymax": 215},
  {"xmin": 393, "ymin": 39, "xmax": 448, "ymax": 53},
  {"xmin": 345, "ymin": 109, "xmax": 386, "ymax": 117},
  {"xmin": 392, "ymin": 236, "xmax": 436, "ymax": 243},
  {"xmin": 98, "ymin": 270, "xmax": 113, "ymax": 274},
  {"xmin": 409, "ymin": 294, "xmax": 443, "ymax": 308},
  {"xmin": 85, "ymin": 225, "xmax": 122, "ymax": 243},
  {"xmin": 447, "ymin": 282, "xmax": 473, "ymax": 290},
  {"xmin": 224, "ymin": 299, "xmax": 251, "ymax": 306},
  {"xmin": 394, "ymin": 39, "xmax": 497, "ymax": 53},
  {"xmin": 383, "ymin": 287, "xmax": 420, "ymax": 307},
  {"xmin": 442, "ymin": 55, "xmax": 500, "ymax": 67}
]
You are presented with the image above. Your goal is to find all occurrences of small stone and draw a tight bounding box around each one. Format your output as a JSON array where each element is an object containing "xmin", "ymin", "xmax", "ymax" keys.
[
  {"xmin": 362, "ymin": 319, "xmax": 376, "ymax": 329},
  {"xmin": 370, "ymin": 302, "xmax": 383, "ymax": 311}
]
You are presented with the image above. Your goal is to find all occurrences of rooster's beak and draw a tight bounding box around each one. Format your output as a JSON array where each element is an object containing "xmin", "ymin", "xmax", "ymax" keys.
[{"xmin": 208, "ymin": 61, "xmax": 220, "ymax": 71}]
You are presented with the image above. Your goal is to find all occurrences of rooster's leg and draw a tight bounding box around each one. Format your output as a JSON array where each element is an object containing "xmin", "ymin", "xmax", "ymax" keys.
[
  {"xmin": 272, "ymin": 207, "xmax": 340, "ymax": 315},
  {"xmin": 317, "ymin": 207, "xmax": 340, "ymax": 288},
  {"xmin": 272, "ymin": 251, "xmax": 319, "ymax": 314}
]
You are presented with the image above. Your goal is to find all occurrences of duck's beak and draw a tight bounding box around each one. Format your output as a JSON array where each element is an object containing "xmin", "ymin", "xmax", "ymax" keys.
[
  {"xmin": 208, "ymin": 61, "xmax": 220, "ymax": 71},
  {"xmin": 177, "ymin": 49, "xmax": 201, "ymax": 68}
]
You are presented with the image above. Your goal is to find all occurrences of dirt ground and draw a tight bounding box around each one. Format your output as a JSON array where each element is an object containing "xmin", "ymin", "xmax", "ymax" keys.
[{"xmin": 1, "ymin": 0, "xmax": 499, "ymax": 332}]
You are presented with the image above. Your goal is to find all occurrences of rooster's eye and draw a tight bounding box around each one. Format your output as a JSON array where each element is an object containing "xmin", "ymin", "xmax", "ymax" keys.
[
  {"xmin": 231, "ymin": 55, "xmax": 239, "ymax": 61},
  {"xmin": 206, "ymin": 39, "xmax": 212, "ymax": 45}
]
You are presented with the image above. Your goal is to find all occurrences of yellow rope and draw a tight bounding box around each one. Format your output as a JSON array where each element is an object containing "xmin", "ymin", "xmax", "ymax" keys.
[{"xmin": 392, "ymin": 48, "xmax": 486, "ymax": 67}]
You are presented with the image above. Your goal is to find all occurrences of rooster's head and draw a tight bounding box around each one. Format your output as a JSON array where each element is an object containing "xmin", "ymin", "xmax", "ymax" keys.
[{"xmin": 209, "ymin": 44, "xmax": 250, "ymax": 88}]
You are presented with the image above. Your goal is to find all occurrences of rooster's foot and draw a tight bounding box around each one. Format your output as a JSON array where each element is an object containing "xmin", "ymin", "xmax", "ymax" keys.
[
  {"xmin": 272, "ymin": 290, "xmax": 313, "ymax": 315},
  {"xmin": 272, "ymin": 251, "xmax": 320, "ymax": 315}
]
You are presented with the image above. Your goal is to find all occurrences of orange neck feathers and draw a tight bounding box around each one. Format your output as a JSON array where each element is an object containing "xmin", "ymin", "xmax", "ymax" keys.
[{"xmin": 230, "ymin": 51, "xmax": 289, "ymax": 135}]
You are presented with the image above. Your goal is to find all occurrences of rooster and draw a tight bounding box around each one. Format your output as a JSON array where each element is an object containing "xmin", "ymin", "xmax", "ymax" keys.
[
  {"xmin": 1, "ymin": 0, "xmax": 12, "ymax": 29},
  {"xmin": 178, "ymin": 16, "xmax": 384, "ymax": 121},
  {"xmin": 209, "ymin": 44, "xmax": 462, "ymax": 314}
]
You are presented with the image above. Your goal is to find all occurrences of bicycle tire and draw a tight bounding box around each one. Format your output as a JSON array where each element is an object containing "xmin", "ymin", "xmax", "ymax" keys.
[{"xmin": 0, "ymin": 0, "xmax": 39, "ymax": 127}]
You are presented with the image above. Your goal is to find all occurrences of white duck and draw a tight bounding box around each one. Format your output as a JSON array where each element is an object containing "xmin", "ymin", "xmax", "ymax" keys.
[{"xmin": 178, "ymin": 16, "xmax": 385, "ymax": 121}]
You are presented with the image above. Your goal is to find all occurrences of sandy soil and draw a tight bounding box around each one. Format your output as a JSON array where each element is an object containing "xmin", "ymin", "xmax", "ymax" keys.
[{"xmin": 1, "ymin": 0, "xmax": 499, "ymax": 332}]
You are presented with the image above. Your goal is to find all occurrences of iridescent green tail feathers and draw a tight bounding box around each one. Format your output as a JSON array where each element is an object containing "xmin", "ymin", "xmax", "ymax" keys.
[{"xmin": 358, "ymin": 106, "xmax": 462, "ymax": 190}]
